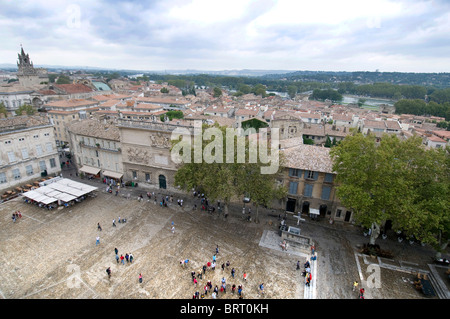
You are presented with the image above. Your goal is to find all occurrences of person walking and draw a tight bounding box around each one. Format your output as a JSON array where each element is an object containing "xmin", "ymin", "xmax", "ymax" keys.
[
  {"xmin": 96, "ymin": 236, "xmax": 100, "ymax": 246},
  {"xmin": 115, "ymin": 254, "xmax": 119, "ymax": 263},
  {"xmin": 106, "ymin": 267, "xmax": 111, "ymax": 279},
  {"xmin": 353, "ymin": 281, "xmax": 359, "ymax": 292},
  {"xmin": 259, "ymin": 283, "xmax": 264, "ymax": 295},
  {"xmin": 112, "ymin": 219, "xmax": 116, "ymax": 227},
  {"xmin": 114, "ymin": 247, "xmax": 118, "ymax": 255},
  {"xmin": 125, "ymin": 253, "xmax": 129, "ymax": 263},
  {"xmin": 231, "ymin": 268, "xmax": 235, "ymax": 278},
  {"xmin": 359, "ymin": 288, "xmax": 365, "ymax": 299},
  {"xmin": 129, "ymin": 253, "xmax": 134, "ymax": 263},
  {"xmin": 243, "ymin": 272, "xmax": 247, "ymax": 281},
  {"xmin": 97, "ymin": 223, "xmax": 102, "ymax": 231},
  {"xmin": 139, "ymin": 273, "xmax": 143, "ymax": 284},
  {"xmin": 120, "ymin": 254, "xmax": 125, "ymax": 265}
]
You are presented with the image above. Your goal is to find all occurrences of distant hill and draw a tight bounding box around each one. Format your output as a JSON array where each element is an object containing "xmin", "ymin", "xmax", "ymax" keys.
[{"xmin": 262, "ymin": 70, "xmax": 450, "ymax": 88}]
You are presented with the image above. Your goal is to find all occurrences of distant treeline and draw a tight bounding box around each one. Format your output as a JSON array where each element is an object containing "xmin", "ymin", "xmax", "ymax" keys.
[
  {"xmin": 394, "ymin": 99, "xmax": 450, "ymax": 121},
  {"xmin": 262, "ymin": 70, "xmax": 450, "ymax": 89}
]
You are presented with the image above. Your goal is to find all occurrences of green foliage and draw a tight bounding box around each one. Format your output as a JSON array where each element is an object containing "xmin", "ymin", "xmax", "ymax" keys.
[
  {"xmin": 251, "ymin": 84, "xmax": 267, "ymax": 97},
  {"xmin": 324, "ymin": 135, "xmax": 332, "ymax": 148},
  {"xmin": 357, "ymin": 98, "xmax": 367, "ymax": 107},
  {"xmin": 160, "ymin": 87, "xmax": 169, "ymax": 93},
  {"xmin": 15, "ymin": 104, "xmax": 36, "ymax": 116},
  {"xmin": 394, "ymin": 99, "xmax": 450, "ymax": 121},
  {"xmin": 287, "ymin": 85, "xmax": 297, "ymax": 99},
  {"xmin": 55, "ymin": 74, "xmax": 71, "ymax": 84},
  {"xmin": 160, "ymin": 110, "xmax": 183, "ymax": 122},
  {"xmin": 330, "ymin": 132, "xmax": 450, "ymax": 247},
  {"xmin": 0, "ymin": 102, "xmax": 8, "ymax": 117},
  {"xmin": 311, "ymin": 89, "xmax": 343, "ymax": 102},
  {"xmin": 429, "ymin": 88, "xmax": 450, "ymax": 104},
  {"xmin": 213, "ymin": 87, "xmax": 222, "ymax": 98},
  {"xmin": 303, "ymin": 137, "xmax": 314, "ymax": 145},
  {"xmin": 436, "ymin": 121, "xmax": 450, "ymax": 130},
  {"xmin": 173, "ymin": 124, "xmax": 284, "ymax": 219},
  {"xmin": 241, "ymin": 118, "xmax": 269, "ymax": 133}
]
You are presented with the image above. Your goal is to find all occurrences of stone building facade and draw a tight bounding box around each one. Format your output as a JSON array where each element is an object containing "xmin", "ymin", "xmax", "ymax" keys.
[
  {"xmin": 0, "ymin": 115, "xmax": 60, "ymax": 193},
  {"xmin": 67, "ymin": 119, "xmax": 123, "ymax": 181},
  {"xmin": 280, "ymin": 142, "xmax": 353, "ymax": 223},
  {"xmin": 117, "ymin": 118, "xmax": 193, "ymax": 191}
]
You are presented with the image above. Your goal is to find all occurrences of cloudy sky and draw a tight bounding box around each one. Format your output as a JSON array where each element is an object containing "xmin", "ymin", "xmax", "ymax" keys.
[{"xmin": 1, "ymin": 0, "xmax": 450, "ymax": 72}]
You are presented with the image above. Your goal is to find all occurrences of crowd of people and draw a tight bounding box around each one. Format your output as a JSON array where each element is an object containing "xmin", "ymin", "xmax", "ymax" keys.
[{"xmin": 185, "ymin": 245, "xmax": 261, "ymax": 299}]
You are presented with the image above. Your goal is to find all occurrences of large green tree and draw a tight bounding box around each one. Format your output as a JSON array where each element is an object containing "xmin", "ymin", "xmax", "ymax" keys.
[
  {"xmin": 330, "ymin": 132, "xmax": 449, "ymax": 251},
  {"xmin": 173, "ymin": 124, "xmax": 283, "ymax": 220}
]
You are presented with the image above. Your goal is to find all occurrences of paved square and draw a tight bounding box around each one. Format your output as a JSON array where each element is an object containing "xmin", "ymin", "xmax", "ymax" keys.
[{"xmin": 0, "ymin": 188, "xmax": 304, "ymax": 299}]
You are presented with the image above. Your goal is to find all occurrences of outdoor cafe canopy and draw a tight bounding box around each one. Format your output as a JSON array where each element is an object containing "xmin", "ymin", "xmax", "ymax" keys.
[{"xmin": 22, "ymin": 177, "xmax": 98, "ymax": 205}]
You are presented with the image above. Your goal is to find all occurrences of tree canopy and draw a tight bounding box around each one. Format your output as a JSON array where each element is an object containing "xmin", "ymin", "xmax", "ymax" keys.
[
  {"xmin": 15, "ymin": 104, "xmax": 36, "ymax": 116},
  {"xmin": 173, "ymin": 124, "xmax": 285, "ymax": 220},
  {"xmin": 330, "ymin": 132, "xmax": 449, "ymax": 253}
]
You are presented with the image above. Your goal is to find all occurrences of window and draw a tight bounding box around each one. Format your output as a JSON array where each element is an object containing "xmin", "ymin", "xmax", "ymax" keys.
[
  {"xmin": 39, "ymin": 160, "xmax": 47, "ymax": 172},
  {"xmin": 26, "ymin": 165, "xmax": 33, "ymax": 175},
  {"xmin": 304, "ymin": 184, "xmax": 313, "ymax": 197},
  {"xmin": 132, "ymin": 171, "xmax": 137, "ymax": 179},
  {"xmin": 288, "ymin": 168, "xmax": 302, "ymax": 178},
  {"xmin": 21, "ymin": 148, "xmax": 29, "ymax": 160},
  {"xmin": 12, "ymin": 168, "xmax": 21, "ymax": 180},
  {"xmin": 46, "ymin": 142, "xmax": 53, "ymax": 153},
  {"xmin": 49, "ymin": 158, "xmax": 56, "ymax": 168},
  {"xmin": 145, "ymin": 173, "xmax": 151, "ymax": 182},
  {"xmin": 305, "ymin": 170, "xmax": 318, "ymax": 180},
  {"xmin": 4, "ymin": 140, "xmax": 11, "ymax": 144},
  {"xmin": 7, "ymin": 151, "xmax": 16, "ymax": 163},
  {"xmin": 33, "ymin": 135, "xmax": 39, "ymax": 139},
  {"xmin": 36, "ymin": 145, "xmax": 43, "ymax": 156},
  {"xmin": 288, "ymin": 181, "xmax": 298, "ymax": 195},
  {"xmin": 336, "ymin": 209, "xmax": 342, "ymax": 218},
  {"xmin": 18, "ymin": 137, "xmax": 25, "ymax": 142},
  {"xmin": 0, "ymin": 172, "xmax": 7, "ymax": 184},
  {"xmin": 321, "ymin": 186, "xmax": 331, "ymax": 200},
  {"xmin": 324, "ymin": 173, "xmax": 334, "ymax": 183}
]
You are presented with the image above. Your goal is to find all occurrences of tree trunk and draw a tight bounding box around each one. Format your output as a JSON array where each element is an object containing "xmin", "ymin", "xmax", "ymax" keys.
[
  {"xmin": 369, "ymin": 222, "xmax": 381, "ymax": 246},
  {"xmin": 223, "ymin": 202, "xmax": 229, "ymax": 219},
  {"xmin": 435, "ymin": 233, "xmax": 449, "ymax": 259},
  {"xmin": 255, "ymin": 205, "xmax": 260, "ymax": 224}
]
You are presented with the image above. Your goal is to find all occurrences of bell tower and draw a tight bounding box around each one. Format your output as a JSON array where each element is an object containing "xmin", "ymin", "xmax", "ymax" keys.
[{"xmin": 16, "ymin": 46, "xmax": 48, "ymax": 87}]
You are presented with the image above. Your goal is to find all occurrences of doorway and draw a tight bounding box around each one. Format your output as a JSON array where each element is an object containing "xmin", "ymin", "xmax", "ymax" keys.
[
  {"xmin": 158, "ymin": 174, "xmax": 166, "ymax": 189},
  {"xmin": 319, "ymin": 204, "xmax": 327, "ymax": 217},
  {"xmin": 286, "ymin": 198, "xmax": 296, "ymax": 212},
  {"xmin": 301, "ymin": 201, "xmax": 310, "ymax": 214}
]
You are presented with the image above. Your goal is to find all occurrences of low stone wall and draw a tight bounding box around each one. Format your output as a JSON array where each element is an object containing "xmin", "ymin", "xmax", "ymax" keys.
[{"xmin": 280, "ymin": 228, "xmax": 312, "ymax": 253}]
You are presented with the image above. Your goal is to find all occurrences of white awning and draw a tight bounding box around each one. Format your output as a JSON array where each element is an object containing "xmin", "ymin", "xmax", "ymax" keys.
[
  {"xmin": 22, "ymin": 178, "xmax": 98, "ymax": 205},
  {"xmin": 103, "ymin": 170, "xmax": 123, "ymax": 179},
  {"xmin": 79, "ymin": 166, "xmax": 101, "ymax": 175},
  {"xmin": 309, "ymin": 208, "xmax": 320, "ymax": 215}
]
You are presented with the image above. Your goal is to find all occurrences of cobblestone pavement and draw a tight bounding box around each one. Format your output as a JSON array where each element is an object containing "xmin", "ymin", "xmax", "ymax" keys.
[{"xmin": 0, "ymin": 163, "xmax": 448, "ymax": 300}]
